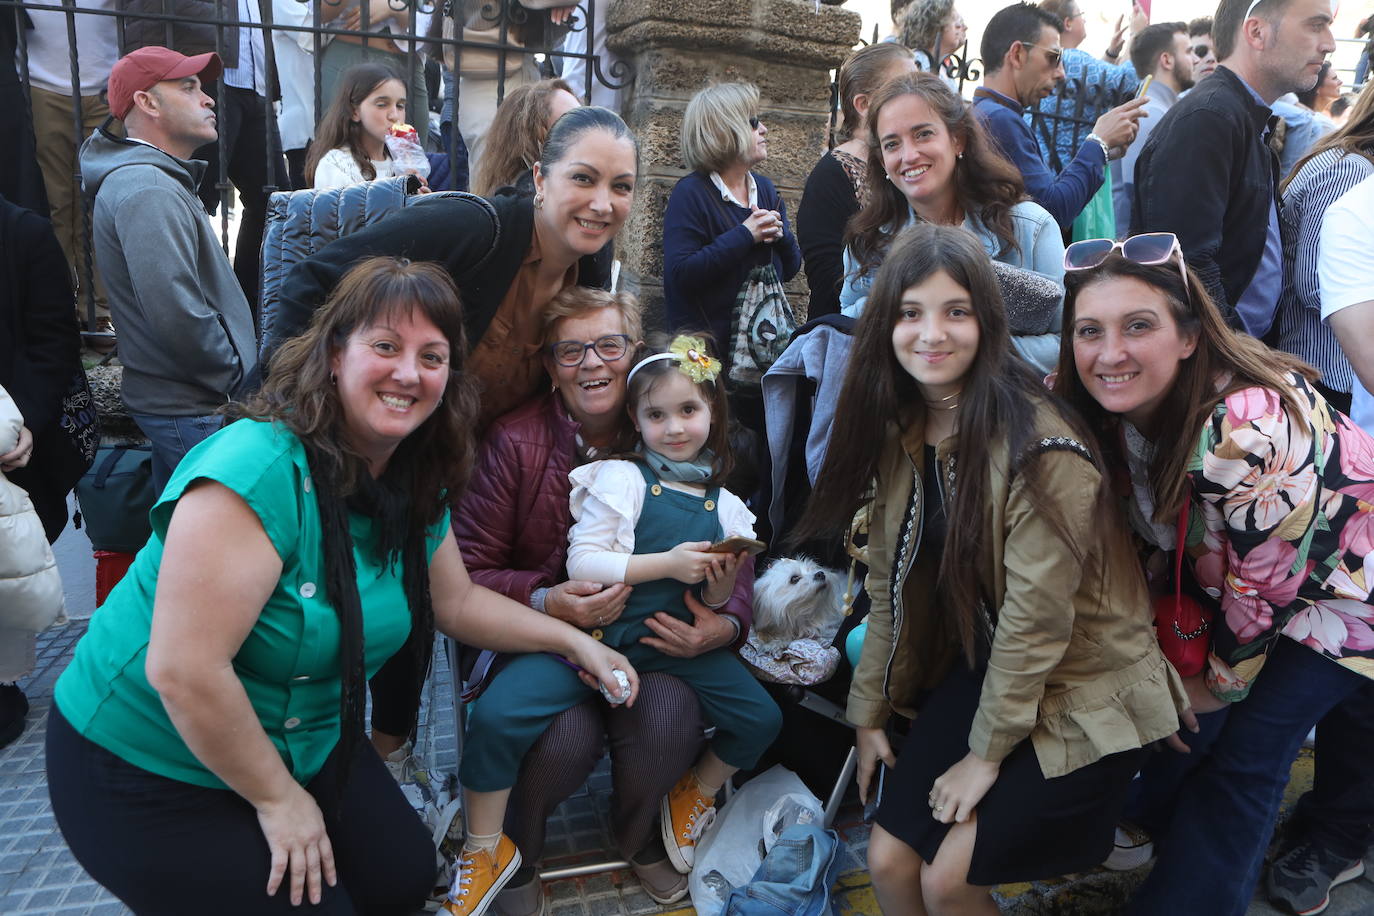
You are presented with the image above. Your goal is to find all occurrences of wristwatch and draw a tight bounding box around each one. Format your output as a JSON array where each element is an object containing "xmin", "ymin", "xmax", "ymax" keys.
[{"xmin": 1085, "ymin": 132, "xmax": 1111, "ymax": 160}]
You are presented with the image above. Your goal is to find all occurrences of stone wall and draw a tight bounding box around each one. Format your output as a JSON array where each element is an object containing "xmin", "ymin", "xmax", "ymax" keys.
[{"xmin": 605, "ymin": 0, "xmax": 861, "ymax": 328}]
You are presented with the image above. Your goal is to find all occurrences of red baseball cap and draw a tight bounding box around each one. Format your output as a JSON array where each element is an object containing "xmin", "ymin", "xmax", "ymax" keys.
[{"xmin": 107, "ymin": 46, "xmax": 222, "ymax": 119}]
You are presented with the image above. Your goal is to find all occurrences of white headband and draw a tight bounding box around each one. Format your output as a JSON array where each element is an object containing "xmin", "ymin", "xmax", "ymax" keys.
[{"xmin": 625, "ymin": 352, "xmax": 678, "ymax": 385}]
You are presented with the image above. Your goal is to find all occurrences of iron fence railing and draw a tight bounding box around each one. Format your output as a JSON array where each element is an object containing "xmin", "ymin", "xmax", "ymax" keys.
[{"xmin": 7, "ymin": 0, "xmax": 623, "ymax": 338}]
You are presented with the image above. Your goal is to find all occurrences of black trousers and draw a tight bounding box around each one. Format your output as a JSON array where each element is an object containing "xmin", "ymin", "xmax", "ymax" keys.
[
  {"xmin": 194, "ymin": 82, "xmax": 289, "ymax": 317},
  {"xmin": 46, "ymin": 706, "xmax": 436, "ymax": 915}
]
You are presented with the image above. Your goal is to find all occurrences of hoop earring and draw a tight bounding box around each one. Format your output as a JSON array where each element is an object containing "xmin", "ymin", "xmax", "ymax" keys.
[
  {"xmin": 330, "ymin": 371, "xmax": 337, "ymax": 385},
  {"xmin": 534, "ymin": 192, "xmax": 545, "ymax": 209}
]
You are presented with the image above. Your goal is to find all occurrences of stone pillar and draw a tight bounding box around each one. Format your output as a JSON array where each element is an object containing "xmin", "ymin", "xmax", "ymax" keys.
[{"xmin": 605, "ymin": 0, "xmax": 860, "ymax": 325}]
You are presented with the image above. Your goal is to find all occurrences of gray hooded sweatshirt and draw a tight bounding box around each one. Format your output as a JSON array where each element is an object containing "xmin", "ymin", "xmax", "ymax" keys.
[{"xmin": 80, "ymin": 129, "xmax": 257, "ymax": 416}]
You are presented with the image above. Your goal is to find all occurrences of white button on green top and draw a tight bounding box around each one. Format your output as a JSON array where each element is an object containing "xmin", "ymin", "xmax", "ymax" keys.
[
  {"xmin": 300, "ymin": 582, "xmax": 316, "ymax": 598},
  {"xmin": 303, "ymin": 477, "xmax": 312, "ymax": 493},
  {"xmin": 284, "ymin": 717, "xmax": 302, "ymax": 729}
]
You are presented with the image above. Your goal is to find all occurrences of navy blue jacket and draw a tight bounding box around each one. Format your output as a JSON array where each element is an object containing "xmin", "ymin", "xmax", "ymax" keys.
[
  {"xmin": 662, "ymin": 170, "xmax": 802, "ymax": 350},
  {"xmin": 972, "ymin": 87, "xmax": 1106, "ymax": 231}
]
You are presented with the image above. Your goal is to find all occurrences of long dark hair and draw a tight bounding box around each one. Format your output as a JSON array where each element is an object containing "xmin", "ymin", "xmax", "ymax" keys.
[
  {"xmin": 846, "ymin": 72, "xmax": 1026, "ymax": 280},
  {"xmin": 1053, "ymin": 254, "xmax": 1314, "ymax": 523},
  {"xmin": 236, "ymin": 257, "xmax": 481, "ymax": 507},
  {"xmin": 797, "ymin": 224, "xmax": 1098, "ymax": 662},
  {"xmin": 306, "ymin": 62, "xmax": 405, "ymax": 185}
]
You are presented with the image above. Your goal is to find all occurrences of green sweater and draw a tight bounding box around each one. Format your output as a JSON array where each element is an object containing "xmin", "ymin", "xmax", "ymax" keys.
[{"xmin": 56, "ymin": 419, "xmax": 449, "ymax": 789}]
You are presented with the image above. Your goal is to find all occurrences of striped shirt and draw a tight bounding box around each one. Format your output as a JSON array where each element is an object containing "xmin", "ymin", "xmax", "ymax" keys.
[{"xmin": 1274, "ymin": 147, "xmax": 1374, "ymax": 394}]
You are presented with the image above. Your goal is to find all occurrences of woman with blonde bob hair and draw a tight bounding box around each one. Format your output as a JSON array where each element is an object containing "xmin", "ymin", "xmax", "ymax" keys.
[
  {"xmin": 663, "ymin": 81, "xmax": 801, "ymax": 357},
  {"xmin": 45, "ymin": 257, "xmax": 638, "ymax": 916},
  {"xmin": 470, "ymin": 78, "xmax": 583, "ymax": 196}
]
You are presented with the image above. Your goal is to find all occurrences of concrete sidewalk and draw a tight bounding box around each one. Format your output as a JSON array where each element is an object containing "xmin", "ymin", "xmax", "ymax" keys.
[{"xmin": 4, "ymin": 616, "xmax": 1372, "ymax": 915}]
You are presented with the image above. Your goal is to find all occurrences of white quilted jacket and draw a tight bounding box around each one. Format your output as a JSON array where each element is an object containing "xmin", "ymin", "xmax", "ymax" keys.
[{"xmin": 0, "ymin": 385, "xmax": 65, "ymax": 632}]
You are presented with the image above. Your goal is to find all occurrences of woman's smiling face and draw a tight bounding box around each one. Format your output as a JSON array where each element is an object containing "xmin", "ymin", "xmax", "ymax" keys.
[
  {"xmin": 1070, "ymin": 276, "xmax": 1198, "ymax": 429},
  {"xmin": 545, "ymin": 308, "xmax": 636, "ymax": 428},
  {"xmin": 533, "ymin": 129, "xmax": 637, "ymax": 262},
  {"xmin": 330, "ymin": 307, "xmax": 451, "ymax": 475}
]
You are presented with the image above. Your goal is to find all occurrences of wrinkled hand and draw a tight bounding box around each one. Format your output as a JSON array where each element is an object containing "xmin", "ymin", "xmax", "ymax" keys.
[
  {"xmin": 548, "ymin": 4, "xmax": 576, "ymax": 25},
  {"xmin": 700, "ymin": 549, "xmax": 743, "ymax": 606},
  {"xmin": 665, "ymin": 541, "xmax": 723, "ymax": 584},
  {"xmin": 743, "ymin": 207, "xmax": 784, "ymax": 244},
  {"xmin": 570, "ymin": 637, "xmax": 639, "ymax": 706},
  {"xmin": 1163, "ymin": 705, "xmax": 1202, "ymax": 754},
  {"xmin": 929, "ymin": 751, "xmax": 1000, "ymax": 824},
  {"xmin": 0, "ymin": 425, "xmax": 33, "ymax": 471},
  {"xmin": 545, "ymin": 580, "xmax": 631, "ymax": 629},
  {"xmin": 1091, "ymin": 96, "xmax": 1149, "ymax": 150},
  {"xmin": 640, "ymin": 588, "xmax": 736, "ymax": 658},
  {"xmin": 856, "ymin": 727, "xmax": 896, "ymax": 805},
  {"xmin": 255, "ymin": 784, "xmax": 338, "ymax": 906}
]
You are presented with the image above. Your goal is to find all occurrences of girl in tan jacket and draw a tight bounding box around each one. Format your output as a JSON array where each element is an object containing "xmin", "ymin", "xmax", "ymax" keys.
[{"xmin": 796, "ymin": 224, "xmax": 1189, "ymax": 914}]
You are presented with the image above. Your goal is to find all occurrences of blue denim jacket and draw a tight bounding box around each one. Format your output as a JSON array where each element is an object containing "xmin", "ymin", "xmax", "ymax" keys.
[{"xmin": 724, "ymin": 823, "xmax": 844, "ymax": 916}]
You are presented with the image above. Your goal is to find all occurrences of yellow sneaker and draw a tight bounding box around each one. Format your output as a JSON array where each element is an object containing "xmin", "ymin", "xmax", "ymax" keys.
[
  {"xmin": 442, "ymin": 834, "xmax": 522, "ymax": 916},
  {"xmin": 659, "ymin": 772, "xmax": 717, "ymax": 874}
]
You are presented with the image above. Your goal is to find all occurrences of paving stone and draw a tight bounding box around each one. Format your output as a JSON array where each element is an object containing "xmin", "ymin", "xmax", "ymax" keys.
[{"xmin": 8, "ymin": 621, "xmax": 1367, "ymax": 916}]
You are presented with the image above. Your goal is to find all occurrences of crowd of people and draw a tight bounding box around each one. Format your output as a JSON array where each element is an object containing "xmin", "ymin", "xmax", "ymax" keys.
[{"xmin": 3, "ymin": 0, "xmax": 1374, "ymax": 915}]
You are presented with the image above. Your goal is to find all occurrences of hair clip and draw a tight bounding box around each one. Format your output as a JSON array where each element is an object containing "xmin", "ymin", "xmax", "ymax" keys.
[{"xmin": 669, "ymin": 335, "xmax": 721, "ymax": 383}]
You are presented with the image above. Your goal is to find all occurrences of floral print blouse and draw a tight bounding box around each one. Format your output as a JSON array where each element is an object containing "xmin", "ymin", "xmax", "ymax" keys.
[{"xmin": 1179, "ymin": 373, "xmax": 1374, "ymax": 700}]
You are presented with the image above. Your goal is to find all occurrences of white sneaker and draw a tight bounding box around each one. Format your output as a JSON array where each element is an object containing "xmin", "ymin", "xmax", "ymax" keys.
[{"xmin": 1103, "ymin": 823, "xmax": 1154, "ymax": 871}]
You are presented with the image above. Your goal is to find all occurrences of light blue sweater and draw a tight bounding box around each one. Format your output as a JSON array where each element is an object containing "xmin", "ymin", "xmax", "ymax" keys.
[{"xmin": 838, "ymin": 200, "xmax": 1065, "ymax": 371}]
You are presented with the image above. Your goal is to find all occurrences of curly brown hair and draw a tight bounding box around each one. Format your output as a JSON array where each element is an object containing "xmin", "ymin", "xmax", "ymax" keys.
[
  {"xmin": 232, "ymin": 256, "xmax": 482, "ymax": 525},
  {"xmin": 845, "ymin": 71, "xmax": 1027, "ymax": 280}
]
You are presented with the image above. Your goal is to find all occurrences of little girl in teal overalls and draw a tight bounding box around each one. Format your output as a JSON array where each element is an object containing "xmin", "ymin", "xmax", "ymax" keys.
[{"xmin": 450, "ymin": 337, "xmax": 782, "ymax": 916}]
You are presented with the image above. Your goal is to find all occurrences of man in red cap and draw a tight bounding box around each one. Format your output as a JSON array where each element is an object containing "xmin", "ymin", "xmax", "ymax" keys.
[{"xmin": 79, "ymin": 46, "xmax": 259, "ymax": 495}]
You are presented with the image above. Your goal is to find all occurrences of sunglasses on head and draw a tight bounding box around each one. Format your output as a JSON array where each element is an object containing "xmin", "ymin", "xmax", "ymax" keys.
[
  {"xmin": 1018, "ymin": 41, "xmax": 1063, "ymax": 67},
  {"xmin": 1063, "ymin": 233, "xmax": 1191, "ymax": 302},
  {"xmin": 548, "ymin": 334, "xmax": 632, "ymax": 367}
]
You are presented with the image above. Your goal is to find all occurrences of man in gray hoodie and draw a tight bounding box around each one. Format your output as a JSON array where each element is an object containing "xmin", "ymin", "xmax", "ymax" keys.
[{"xmin": 81, "ymin": 46, "xmax": 257, "ymax": 493}]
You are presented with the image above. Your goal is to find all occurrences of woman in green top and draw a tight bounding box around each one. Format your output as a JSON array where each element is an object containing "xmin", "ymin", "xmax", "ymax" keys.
[{"xmin": 45, "ymin": 257, "xmax": 639, "ymax": 915}]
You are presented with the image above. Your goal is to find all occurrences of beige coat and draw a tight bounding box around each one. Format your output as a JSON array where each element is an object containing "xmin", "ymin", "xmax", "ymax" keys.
[
  {"xmin": 0, "ymin": 385, "xmax": 65, "ymax": 633},
  {"xmin": 847, "ymin": 403, "xmax": 1187, "ymax": 778}
]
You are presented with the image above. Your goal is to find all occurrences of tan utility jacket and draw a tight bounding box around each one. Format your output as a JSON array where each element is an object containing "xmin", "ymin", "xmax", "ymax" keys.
[{"xmin": 847, "ymin": 403, "xmax": 1188, "ymax": 778}]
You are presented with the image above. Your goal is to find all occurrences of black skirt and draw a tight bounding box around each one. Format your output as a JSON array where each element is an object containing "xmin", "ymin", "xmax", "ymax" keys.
[{"xmin": 874, "ymin": 661, "xmax": 1145, "ymax": 886}]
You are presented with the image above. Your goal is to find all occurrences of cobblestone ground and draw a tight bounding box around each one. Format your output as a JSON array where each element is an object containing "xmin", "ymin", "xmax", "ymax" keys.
[{"xmin": 3, "ymin": 621, "xmax": 1371, "ymax": 915}]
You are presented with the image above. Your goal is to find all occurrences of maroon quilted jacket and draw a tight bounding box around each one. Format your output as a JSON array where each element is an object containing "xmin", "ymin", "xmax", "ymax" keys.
[{"xmin": 454, "ymin": 391, "xmax": 754, "ymax": 645}]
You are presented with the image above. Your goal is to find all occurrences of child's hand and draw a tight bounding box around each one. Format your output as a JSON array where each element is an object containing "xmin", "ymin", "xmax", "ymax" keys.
[
  {"xmin": 665, "ymin": 541, "xmax": 719, "ymax": 584},
  {"xmin": 701, "ymin": 549, "xmax": 743, "ymax": 606}
]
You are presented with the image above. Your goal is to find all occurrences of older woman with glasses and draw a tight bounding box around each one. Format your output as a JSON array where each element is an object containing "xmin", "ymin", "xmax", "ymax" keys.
[
  {"xmin": 453, "ymin": 286, "xmax": 755, "ymax": 915},
  {"xmin": 662, "ymin": 82, "xmax": 801, "ymax": 361},
  {"xmin": 1053, "ymin": 232, "xmax": 1374, "ymax": 916}
]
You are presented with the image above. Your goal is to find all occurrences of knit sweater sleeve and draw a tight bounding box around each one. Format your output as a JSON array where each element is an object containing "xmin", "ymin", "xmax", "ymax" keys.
[
  {"xmin": 797, "ymin": 154, "xmax": 860, "ymax": 317},
  {"xmin": 662, "ymin": 174, "xmax": 757, "ymax": 297}
]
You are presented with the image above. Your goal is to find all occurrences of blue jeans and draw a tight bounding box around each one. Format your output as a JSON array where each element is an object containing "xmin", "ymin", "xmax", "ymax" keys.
[
  {"xmin": 1130, "ymin": 638, "xmax": 1371, "ymax": 916},
  {"xmin": 130, "ymin": 413, "xmax": 224, "ymax": 496}
]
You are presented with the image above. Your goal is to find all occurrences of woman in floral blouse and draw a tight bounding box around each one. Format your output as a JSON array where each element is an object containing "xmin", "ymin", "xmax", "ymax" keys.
[{"xmin": 1053, "ymin": 234, "xmax": 1374, "ymax": 916}]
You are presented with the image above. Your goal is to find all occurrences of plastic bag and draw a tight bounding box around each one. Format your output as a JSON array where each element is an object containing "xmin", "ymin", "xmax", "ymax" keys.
[
  {"xmin": 1071, "ymin": 163, "xmax": 1116, "ymax": 243},
  {"xmin": 689, "ymin": 765, "xmax": 825, "ymax": 916},
  {"xmin": 385, "ymin": 123, "xmax": 431, "ymax": 179}
]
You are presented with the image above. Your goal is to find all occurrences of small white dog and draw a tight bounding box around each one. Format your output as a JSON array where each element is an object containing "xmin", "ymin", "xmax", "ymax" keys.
[{"xmin": 741, "ymin": 557, "xmax": 847, "ymax": 685}]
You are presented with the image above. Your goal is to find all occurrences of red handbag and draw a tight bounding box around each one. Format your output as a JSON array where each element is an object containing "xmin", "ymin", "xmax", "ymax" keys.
[{"xmin": 1152, "ymin": 506, "xmax": 1213, "ymax": 677}]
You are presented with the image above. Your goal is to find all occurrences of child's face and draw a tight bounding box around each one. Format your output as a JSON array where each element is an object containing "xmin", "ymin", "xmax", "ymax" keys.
[
  {"xmin": 631, "ymin": 370, "xmax": 712, "ymax": 462},
  {"xmin": 352, "ymin": 78, "xmax": 407, "ymax": 145}
]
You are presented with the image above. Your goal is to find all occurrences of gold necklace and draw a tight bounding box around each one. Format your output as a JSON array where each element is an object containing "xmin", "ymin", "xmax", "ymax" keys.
[{"xmin": 923, "ymin": 391, "xmax": 961, "ymax": 411}]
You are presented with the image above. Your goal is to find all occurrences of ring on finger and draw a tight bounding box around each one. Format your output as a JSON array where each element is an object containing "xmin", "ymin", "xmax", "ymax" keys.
[{"xmin": 934, "ymin": 805, "xmax": 945, "ymax": 813}]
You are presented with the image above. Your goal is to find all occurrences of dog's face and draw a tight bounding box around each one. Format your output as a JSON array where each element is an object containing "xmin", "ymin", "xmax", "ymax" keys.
[{"xmin": 752, "ymin": 556, "xmax": 846, "ymax": 644}]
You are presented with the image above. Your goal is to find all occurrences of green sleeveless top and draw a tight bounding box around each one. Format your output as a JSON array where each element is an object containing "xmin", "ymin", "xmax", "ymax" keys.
[{"xmin": 55, "ymin": 419, "xmax": 450, "ymax": 789}]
